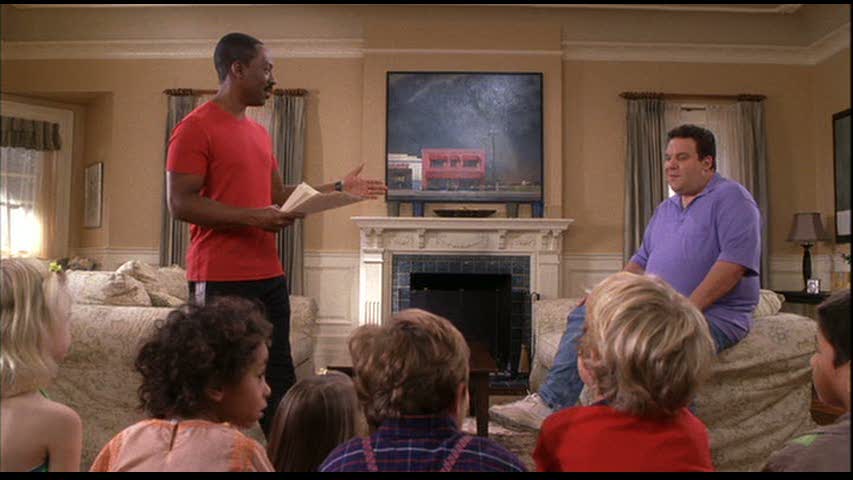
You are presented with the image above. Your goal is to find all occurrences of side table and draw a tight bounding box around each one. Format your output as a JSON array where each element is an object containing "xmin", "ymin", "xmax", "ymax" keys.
[{"xmin": 775, "ymin": 290, "xmax": 830, "ymax": 319}]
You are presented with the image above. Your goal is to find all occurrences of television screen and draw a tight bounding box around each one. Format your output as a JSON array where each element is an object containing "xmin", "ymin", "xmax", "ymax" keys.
[{"xmin": 386, "ymin": 72, "xmax": 543, "ymax": 203}]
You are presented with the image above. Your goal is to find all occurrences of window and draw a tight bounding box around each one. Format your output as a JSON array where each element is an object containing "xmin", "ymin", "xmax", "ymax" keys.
[{"xmin": 0, "ymin": 100, "xmax": 73, "ymax": 258}]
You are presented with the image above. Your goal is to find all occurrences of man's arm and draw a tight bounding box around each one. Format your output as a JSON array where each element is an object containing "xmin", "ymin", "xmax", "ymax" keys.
[
  {"xmin": 272, "ymin": 163, "xmax": 388, "ymax": 206},
  {"xmin": 689, "ymin": 260, "xmax": 747, "ymax": 312},
  {"xmin": 168, "ymin": 171, "xmax": 299, "ymax": 232}
]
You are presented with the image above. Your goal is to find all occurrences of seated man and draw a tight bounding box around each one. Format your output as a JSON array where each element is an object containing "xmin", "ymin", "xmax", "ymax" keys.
[{"xmin": 492, "ymin": 124, "xmax": 762, "ymax": 431}]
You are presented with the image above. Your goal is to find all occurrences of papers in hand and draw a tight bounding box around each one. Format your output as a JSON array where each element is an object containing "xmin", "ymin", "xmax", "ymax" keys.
[{"xmin": 279, "ymin": 182, "xmax": 362, "ymax": 215}]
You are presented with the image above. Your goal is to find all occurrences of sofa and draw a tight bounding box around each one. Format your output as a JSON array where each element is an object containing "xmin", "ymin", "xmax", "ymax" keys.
[
  {"xmin": 530, "ymin": 290, "xmax": 818, "ymax": 472},
  {"xmin": 48, "ymin": 261, "xmax": 318, "ymax": 470}
]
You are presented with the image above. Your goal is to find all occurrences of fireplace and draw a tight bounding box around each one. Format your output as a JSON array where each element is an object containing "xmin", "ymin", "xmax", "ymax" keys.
[
  {"xmin": 393, "ymin": 256, "xmax": 531, "ymax": 376},
  {"xmin": 352, "ymin": 216, "xmax": 573, "ymax": 385}
]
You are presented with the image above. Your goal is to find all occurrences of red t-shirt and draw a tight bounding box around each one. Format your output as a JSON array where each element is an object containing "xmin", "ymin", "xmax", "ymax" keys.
[
  {"xmin": 166, "ymin": 101, "xmax": 283, "ymax": 282},
  {"xmin": 534, "ymin": 405, "xmax": 714, "ymax": 472}
]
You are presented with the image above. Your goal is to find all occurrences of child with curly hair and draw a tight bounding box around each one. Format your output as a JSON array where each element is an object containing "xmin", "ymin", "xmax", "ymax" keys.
[
  {"xmin": 90, "ymin": 296, "xmax": 274, "ymax": 472},
  {"xmin": 534, "ymin": 272, "xmax": 716, "ymax": 472},
  {"xmin": 266, "ymin": 371, "xmax": 366, "ymax": 471},
  {"xmin": 1, "ymin": 258, "xmax": 82, "ymax": 472}
]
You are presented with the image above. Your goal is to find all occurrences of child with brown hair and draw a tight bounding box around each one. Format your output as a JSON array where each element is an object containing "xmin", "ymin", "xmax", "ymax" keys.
[
  {"xmin": 534, "ymin": 272, "xmax": 716, "ymax": 472},
  {"xmin": 1, "ymin": 259, "xmax": 82, "ymax": 472},
  {"xmin": 266, "ymin": 371, "xmax": 366, "ymax": 471},
  {"xmin": 319, "ymin": 309, "xmax": 526, "ymax": 472},
  {"xmin": 764, "ymin": 289, "xmax": 850, "ymax": 472},
  {"xmin": 90, "ymin": 296, "xmax": 275, "ymax": 472}
]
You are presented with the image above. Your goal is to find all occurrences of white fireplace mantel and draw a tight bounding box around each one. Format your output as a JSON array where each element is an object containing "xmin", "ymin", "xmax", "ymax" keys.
[{"xmin": 352, "ymin": 216, "xmax": 573, "ymax": 327}]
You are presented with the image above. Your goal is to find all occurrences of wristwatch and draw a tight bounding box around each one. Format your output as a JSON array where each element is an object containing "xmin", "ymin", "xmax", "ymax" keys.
[{"xmin": 334, "ymin": 180, "xmax": 344, "ymax": 192}]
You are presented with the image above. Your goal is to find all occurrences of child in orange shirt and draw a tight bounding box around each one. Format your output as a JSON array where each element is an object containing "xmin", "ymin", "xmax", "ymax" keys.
[{"xmin": 91, "ymin": 296, "xmax": 274, "ymax": 472}]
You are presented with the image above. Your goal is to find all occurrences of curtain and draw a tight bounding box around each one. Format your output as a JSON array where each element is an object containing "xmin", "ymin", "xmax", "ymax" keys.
[
  {"xmin": 274, "ymin": 91, "xmax": 307, "ymax": 295},
  {"xmin": 624, "ymin": 96, "xmax": 667, "ymax": 266},
  {"xmin": 0, "ymin": 147, "xmax": 55, "ymax": 257},
  {"xmin": 734, "ymin": 100, "xmax": 770, "ymax": 287},
  {"xmin": 0, "ymin": 116, "xmax": 62, "ymax": 151},
  {"xmin": 159, "ymin": 92, "xmax": 198, "ymax": 267}
]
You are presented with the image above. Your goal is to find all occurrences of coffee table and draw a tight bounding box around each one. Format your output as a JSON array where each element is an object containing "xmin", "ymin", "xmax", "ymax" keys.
[{"xmin": 327, "ymin": 341, "xmax": 497, "ymax": 437}]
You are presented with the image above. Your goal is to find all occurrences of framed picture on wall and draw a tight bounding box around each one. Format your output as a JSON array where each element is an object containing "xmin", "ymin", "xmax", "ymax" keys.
[
  {"xmin": 833, "ymin": 109, "xmax": 850, "ymax": 243},
  {"xmin": 84, "ymin": 162, "xmax": 103, "ymax": 228}
]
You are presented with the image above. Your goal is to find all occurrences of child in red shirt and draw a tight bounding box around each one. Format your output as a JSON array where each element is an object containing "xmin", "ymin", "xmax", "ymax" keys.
[{"xmin": 534, "ymin": 272, "xmax": 716, "ymax": 472}]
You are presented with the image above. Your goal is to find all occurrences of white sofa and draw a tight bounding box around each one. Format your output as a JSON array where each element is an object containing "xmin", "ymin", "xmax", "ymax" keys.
[
  {"xmin": 49, "ymin": 261, "xmax": 317, "ymax": 470},
  {"xmin": 529, "ymin": 290, "xmax": 818, "ymax": 472}
]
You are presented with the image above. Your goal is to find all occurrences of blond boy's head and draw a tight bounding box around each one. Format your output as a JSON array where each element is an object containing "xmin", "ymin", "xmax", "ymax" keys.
[{"xmin": 578, "ymin": 272, "xmax": 715, "ymax": 418}]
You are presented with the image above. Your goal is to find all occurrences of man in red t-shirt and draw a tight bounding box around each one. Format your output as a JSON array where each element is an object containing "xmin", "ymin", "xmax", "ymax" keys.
[{"xmin": 166, "ymin": 32, "xmax": 386, "ymax": 435}]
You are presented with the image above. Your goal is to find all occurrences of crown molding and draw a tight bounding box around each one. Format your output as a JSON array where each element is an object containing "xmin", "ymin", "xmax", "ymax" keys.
[
  {"xmin": 0, "ymin": 38, "xmax": 365, "ymax": 60},
  {"xmin": 12, "ymin": 4, "xmax": 806, "ymax": 14},
  {"xmin": 562, "ymin": 22, "xmax": 850, "ymax": 65},
  {"xmin": 2, "ymin": 23, "xmax": 847, "ymax": 65}
]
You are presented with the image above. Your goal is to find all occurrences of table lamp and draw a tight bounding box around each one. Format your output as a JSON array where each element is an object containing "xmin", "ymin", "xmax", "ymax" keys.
[{"xmin": 787, "ymin": 212, "xmax": 829, "ymax": 291}]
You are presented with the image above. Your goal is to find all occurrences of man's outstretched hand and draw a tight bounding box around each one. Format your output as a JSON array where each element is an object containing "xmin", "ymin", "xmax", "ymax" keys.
[{"xmin": 343, "ymin": 163, "xmax": 387, "ymax": 199}]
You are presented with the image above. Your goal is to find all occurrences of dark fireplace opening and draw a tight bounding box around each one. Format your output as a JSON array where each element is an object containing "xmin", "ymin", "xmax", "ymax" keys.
[{"xmin": 410, "ymin": 273, "xmax": 512, "ymax": 375}]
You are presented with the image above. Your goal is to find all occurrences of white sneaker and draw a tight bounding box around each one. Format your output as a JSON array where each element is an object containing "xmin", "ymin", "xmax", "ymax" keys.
[{"xmin": 489, "ymin": 393, "xmax": 553, "ymax": 431}]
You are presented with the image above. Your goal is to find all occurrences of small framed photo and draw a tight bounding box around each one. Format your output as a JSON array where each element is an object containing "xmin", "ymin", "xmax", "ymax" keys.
[
  {"xmin": 84, "ymin": 162, "xmax": 103, "ymax": 228},
  {"xmin": 806, "ymin": 278, "xmax": 821, "ymax": 295}
]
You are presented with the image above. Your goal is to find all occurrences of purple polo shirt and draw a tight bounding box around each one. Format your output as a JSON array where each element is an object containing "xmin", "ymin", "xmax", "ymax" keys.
[{"xmin": 631, "ymin": 173, "xmax": 761, "ymax": 344}]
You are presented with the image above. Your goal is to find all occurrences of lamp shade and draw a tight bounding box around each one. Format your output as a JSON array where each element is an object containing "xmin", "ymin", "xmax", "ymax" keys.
[{"xmin": 787, "ymin": 212, "xmax": 829, "ymax": 243}]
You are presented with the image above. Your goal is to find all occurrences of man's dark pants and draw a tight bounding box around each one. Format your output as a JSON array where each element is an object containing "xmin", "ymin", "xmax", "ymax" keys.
[{"xmin": 189, "ymin": 275, "xmax": 295, "ymax": 437}]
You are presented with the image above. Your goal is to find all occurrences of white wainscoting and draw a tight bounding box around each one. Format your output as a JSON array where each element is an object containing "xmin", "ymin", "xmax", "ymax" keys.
[{"xmin": 303, "ymin": 251, "xmax": 361, "ymax": 368}]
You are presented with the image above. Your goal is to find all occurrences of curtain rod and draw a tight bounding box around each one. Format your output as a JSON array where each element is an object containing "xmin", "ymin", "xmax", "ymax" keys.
[
  {"xmin": 163, "ymin": 88, "xmax": 308, "ymax": 97},
  {"xmin": 619, "ymin": 92, "xmax": 765, "ymax": 101}
]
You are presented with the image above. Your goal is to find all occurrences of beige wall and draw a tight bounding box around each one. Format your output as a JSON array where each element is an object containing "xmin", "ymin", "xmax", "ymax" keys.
[
  {"xmin": 812, "ymin": 48, "xmax": 852, "ymax": 260},
  {"xmin": 1, "ymin": 28, "xmax": 849, "ymax": 259}
]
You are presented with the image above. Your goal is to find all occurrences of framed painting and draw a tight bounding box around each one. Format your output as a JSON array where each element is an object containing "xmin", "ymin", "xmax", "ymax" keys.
[
  {"xmin": 833, "ymin": 109, "xmax": 850, "ymax": 243},
  {"xmin": 84, "ymin": 162, "xmax": 103, "ymax": 228}
]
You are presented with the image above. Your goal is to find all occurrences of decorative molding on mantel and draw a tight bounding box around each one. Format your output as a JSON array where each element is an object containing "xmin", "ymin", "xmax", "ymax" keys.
[{"xmin": 3, "ymin": 23, "xmax": 847, "ymax": 65}]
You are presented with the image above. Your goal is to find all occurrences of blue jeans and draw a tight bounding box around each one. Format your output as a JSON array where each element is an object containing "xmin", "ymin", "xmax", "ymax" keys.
[{"xmin": 538, "ymin": 305, "xmax": 740, "ymax": 412}]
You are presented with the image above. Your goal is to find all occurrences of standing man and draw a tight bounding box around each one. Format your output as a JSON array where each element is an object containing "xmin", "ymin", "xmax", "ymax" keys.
[
  {"xmin": 166, "ymin": 32, "xmax": 386, "ymax": 435},
  {"xmin": 491, "ymin": 124, "xmax": 762, "ymax": 431}
]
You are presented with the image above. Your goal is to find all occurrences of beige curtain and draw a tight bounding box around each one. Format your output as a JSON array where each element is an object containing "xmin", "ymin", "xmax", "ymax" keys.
[
  {"xmin": 623, "ymin": 96, "xmax": 667, "ymax": 266},
  {"xmin": 274, "ymin": 91, "xmax": 307, "ymax": 295},
  {"xmin": 159, "ymin": 92, "xmax": 198, "ymax": 267},
  {"xmin": 735, "ymin": 99, "xmax": 770, "ymax": 287}
]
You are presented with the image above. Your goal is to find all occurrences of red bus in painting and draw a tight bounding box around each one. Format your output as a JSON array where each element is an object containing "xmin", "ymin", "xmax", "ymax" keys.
[{"xmin": 421, "ymin": 148, "xmax": 486, "ymax": 190}]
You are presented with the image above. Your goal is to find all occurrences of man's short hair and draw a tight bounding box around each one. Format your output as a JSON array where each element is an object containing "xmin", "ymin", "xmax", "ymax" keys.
[
  {"xmin": 348, "ymin": 309, "xmax": 469, "ymax": 428},
  {"xmin": 214, "ymin": 32, "xmax": 263, "ymax": 83},
  {"xmin": 578, "ymin": 272, "xmax": 716, "ymax": 418},
  {"xmin": 667, "ymin": 124, "xmax": 717, "ymax": 170},
  {"xmin": 817, "ymin": 289, "xmax": 850, "ymax": 367}
]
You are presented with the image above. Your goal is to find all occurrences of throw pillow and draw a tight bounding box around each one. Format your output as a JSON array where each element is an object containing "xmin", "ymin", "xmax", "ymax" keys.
[
  {"xmin": 116, "ymin": 261, "xmax": 189, "ymax": 307},
  {"xmin": 66, "ymin": 271, "xmax": 152, "ymax": 306},
  {"xmin": 753, "ymin": 289, "xmax": 784, "ymax": 317}
]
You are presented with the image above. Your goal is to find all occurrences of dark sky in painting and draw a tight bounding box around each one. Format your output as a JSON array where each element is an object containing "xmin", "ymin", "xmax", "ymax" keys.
[{"xmin": 387, "ymin": 73, "xmax": 542, "ymax": 184}]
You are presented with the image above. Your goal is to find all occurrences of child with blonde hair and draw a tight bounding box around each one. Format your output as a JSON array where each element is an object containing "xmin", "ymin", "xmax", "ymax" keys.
[
  {"xmin": 1, "ymin": 258, "xmax": 82, "ymax": 472},
  {"xmin": 319, "ymin": 309, "xmax": 526, "ymax": 472},
  {"xmin": 266, "ymin": 371, "xmax": 366, "ymax": 471},
  {"xmin": 534, "ymin": 272, "xmax": 716, "ymax": 472},
  {"xmin": 90, "ymin": 296, "xmax": 275, "ymax": 472}
]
